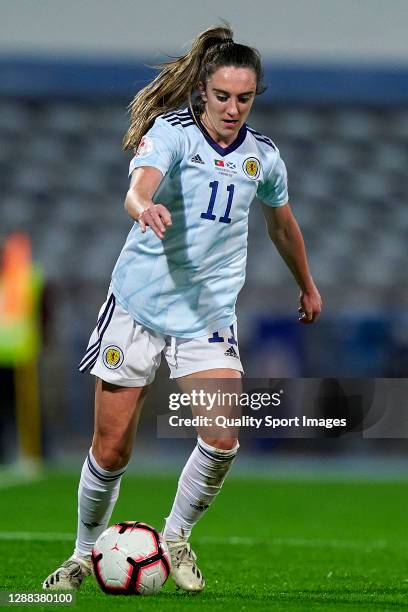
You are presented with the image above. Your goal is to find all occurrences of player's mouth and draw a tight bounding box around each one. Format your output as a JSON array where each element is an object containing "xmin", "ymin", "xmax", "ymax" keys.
[{"xmin": 223, "ymin": 119, "xmax": 239, "ymax": 127}]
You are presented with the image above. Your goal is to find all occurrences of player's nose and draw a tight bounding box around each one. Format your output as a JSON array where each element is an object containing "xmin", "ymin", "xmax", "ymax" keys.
[{"xmin": 226, "ymin": 99, "xmax": 239, "ymax": 117}]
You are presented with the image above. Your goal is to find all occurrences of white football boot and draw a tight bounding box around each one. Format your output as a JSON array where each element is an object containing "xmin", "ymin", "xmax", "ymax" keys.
[
  {"xmin": 42, "ymin": 554, "xmax": 92, "ymax": 590},
  {"xmin": 166, "ymin": 540, "xmax": 205, "ymax": 592}
]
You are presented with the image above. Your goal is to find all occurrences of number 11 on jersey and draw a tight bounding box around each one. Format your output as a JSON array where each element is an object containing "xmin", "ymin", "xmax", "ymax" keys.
[{"xmin": 201, "ymin": 181, "xmax": 235, "ymax": 224}]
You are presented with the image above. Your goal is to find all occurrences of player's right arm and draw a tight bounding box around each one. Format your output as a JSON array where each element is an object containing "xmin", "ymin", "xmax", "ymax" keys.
[
  {"xmin": 124, "ymin": 167, "xmax": 172, "ymax": 240},
  {"xmin": 125, "ymin": 115, "xmax": 184, "ymax": 239}
]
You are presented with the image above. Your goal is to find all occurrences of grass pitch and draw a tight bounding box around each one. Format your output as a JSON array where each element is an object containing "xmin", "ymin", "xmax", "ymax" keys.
[{"xmin": 0, "ymin": 470, "xmax": 407, "ymax": 611}]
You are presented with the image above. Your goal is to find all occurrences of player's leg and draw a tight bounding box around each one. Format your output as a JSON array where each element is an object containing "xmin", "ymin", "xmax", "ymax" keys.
[
  {"xmin": 164, "ymin": 367, "xmax": 241, "ymax": 540},
  {"xmin": 75, "ymin": 379, "xmax": 148, "ymax": 558},
  {"xmin": 43, "ymin": 380, "xmax": 147, "ymax": 590},
  {"xmin": 164, "ymin": 369, "xmax": 240, "ymax": 592},
  {"xmin": 43, "ymin": 292, "xmax": 165, "ymax": 590},
  {"xmin": 163, "ymin": 326, "xmax": 243, "ymax": 592}
]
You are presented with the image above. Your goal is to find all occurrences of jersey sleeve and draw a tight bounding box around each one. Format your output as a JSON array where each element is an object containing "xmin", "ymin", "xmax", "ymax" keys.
[
  {"xmin": 128, "ymin": 117, "xmax": 184, "ymax": 177},
  {"xmin": 256, "ymin": 152, "xmax": 289, "ymax": 207}
]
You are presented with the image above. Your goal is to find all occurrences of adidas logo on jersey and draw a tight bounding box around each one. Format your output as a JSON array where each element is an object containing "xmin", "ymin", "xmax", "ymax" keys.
[
  {"xmin": 224, "ymin": 346, "xmax": 239, "ymax": 358},
  {"xmin": 191, "ymin": 153, "xmax": 205, "ymax": 164}
]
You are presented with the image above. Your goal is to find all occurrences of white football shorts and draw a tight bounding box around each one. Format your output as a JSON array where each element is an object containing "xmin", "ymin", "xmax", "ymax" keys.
[{"xmin": 78, "ymin": 292, "xmax": 243, "ymax": 387}]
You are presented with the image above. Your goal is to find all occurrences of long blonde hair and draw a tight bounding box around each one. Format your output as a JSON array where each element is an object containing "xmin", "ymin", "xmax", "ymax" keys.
[{"xmin": 123, "ymin": 24, "xmax": 265, "ymax": 151}]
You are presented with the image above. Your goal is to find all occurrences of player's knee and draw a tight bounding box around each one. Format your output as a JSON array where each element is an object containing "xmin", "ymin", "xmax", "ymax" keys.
[
  {"xmin": 92, "ymin": 443, "xmax": 130, "ymax": 471},
  {"xmin": 200, "ymin": 436, "xmax": 239, "ymax": 452}
]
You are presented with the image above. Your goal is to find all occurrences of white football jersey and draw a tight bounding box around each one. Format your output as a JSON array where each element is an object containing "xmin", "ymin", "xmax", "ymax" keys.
[{"xmin": 111, "ymin": 108, "xmax": 288, "ymax": 338}]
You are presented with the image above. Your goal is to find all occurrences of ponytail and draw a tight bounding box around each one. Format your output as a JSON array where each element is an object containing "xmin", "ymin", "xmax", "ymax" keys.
[
  {"xmin": 123, "ymin": 25, "xmax": 233, "ymax": 150},
  {"xmin": 123, "ymin": 23, "xmax": 265, "ymax": 151}
]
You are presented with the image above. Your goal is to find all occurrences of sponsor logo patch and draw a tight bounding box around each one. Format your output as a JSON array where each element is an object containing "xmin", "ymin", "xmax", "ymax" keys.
[
  {"xmin": 224, "ymin": 346, "xmax": 239, "ymax": 359},
  {"xmin": 242, "ymin": 156, "xmax": 261, "ymax": 180},
  {"xmin": 191, "ymin": 153, "xmax": 205, "ymax": 164},
  {"xmin": 103, "ymin": 345, "xmax": 124, "ymax": 369},
  {"xmin": 135, "ymin": 135, "xmax": 153, "ymax": 158}
]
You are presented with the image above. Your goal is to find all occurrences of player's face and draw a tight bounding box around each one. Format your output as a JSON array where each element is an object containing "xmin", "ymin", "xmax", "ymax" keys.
[{"xmin": 200, "ymin": 66, "xmax": 257, "ymax": 144}]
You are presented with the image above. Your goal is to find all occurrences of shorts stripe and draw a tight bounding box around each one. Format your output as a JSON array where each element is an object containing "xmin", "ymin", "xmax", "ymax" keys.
[
  {"xmin": 80, "ymin": 294, "xmax": 115, "ymax": 358},
  {"xmin": 78, "ymin": 294, "xmax": 116, "ymax": 372},
  {"xmin": 78, "ymin": 343, "xmax": 102, "ymax": 372},
  {"xmin": 78, "ymin": 295, "xmax": 115, "ymax": 372},
  {"xmin": 97, "ymin": 293, "xmax": 115, "ymax": 331}
]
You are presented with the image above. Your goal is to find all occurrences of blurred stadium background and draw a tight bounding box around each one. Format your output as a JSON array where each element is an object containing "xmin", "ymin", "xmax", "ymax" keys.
[{"xmin": 0, "ymin": 0, "xmax": 407, "ymax": 470}]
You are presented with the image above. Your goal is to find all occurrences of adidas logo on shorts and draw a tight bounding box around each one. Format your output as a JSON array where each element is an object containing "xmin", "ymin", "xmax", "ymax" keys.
[
  {"xmin": 224, "ymin": 346, "xmax": 239, "ymax": 358},
  {"xmin": 191, "ymin": 153, "xmax": 205, "ymax": 164}
]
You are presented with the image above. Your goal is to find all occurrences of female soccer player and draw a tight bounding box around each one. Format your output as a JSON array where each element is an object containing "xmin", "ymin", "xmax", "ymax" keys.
[{"xmin": 43, "ymin": 24, "xmax": 321, "ymax": 593}]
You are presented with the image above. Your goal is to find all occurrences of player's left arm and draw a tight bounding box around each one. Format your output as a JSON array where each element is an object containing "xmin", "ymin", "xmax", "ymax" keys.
[{"xmin": 261, "ymin": 202, "xmax": 322, "ymax": 324}]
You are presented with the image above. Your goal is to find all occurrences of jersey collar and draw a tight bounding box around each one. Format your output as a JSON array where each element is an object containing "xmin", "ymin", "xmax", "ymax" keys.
[{"xmin": 188, "ymin": 108, "xmax": 247, "ymax": 157}]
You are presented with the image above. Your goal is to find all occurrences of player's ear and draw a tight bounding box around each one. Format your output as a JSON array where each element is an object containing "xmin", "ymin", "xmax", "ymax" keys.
[{"xmin": 198, "ymin": 81, "xmax": 207, "ymax": 102}]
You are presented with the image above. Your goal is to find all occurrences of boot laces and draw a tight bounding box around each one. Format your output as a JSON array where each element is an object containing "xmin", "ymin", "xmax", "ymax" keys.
[{"xmin": 173, "ymin": 542, "xmax": 196, "ymax": 568}]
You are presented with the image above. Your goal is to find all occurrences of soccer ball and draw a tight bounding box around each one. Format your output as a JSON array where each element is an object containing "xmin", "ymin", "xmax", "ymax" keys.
[{"xmin": 92, "ymin": 521, "xmax": 170, "ymax": 595}]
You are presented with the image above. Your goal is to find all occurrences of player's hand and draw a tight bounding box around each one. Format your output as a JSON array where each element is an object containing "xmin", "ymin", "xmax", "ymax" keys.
[
  {"xmin": 138, "ymin": 203, "xmax": 172, "ymax": 240},
  {"xmin": 298, "ymin": 286, "xmax": 322, "ymax": 324}
]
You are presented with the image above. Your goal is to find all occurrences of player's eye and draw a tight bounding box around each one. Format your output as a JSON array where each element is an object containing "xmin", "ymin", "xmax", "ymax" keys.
[
  {"xmin": 216, "ymin": 95, "xmax": 228, "ymax": 102},
  {"xmin": 238, "ymin": 96, "xmax": 251, "ymax": 103}
]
